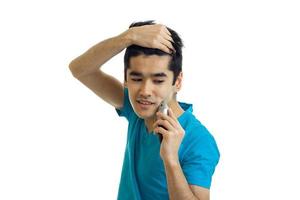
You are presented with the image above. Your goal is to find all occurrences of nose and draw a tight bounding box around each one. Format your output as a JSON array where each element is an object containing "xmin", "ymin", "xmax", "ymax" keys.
[{"xmin": 139, "ymin": 80, "xmax": 152, "ymax": 97}]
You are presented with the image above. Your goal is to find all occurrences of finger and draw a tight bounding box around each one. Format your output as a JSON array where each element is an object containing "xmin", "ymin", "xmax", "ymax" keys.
[
  {"xmin": 162, "ymin": 30, "xmax": 174, "ymax": 43},
  {"xmin": 167, "ymin": 108, "xmax": 176, "ymax": 119},
  {"xmin": 155, "ymin": 41, "xmax": 173, "ymax": 54},
  {"xmin": 154, "ymin": 119, "xmax": 174, "ymax": 131},
  {"xmin": 162, "ymin": 29, "xmax": 176, "ymax": 52},
  {"xmin": 164, "ymin": 40, "xmax": 176, "ymax": 53},
  {"xmin": 163, "ymin": 26, "xmax": 172, "ymax": 36},
  {"xmin": 154, "ymin": 126, "xmax": 168, "ymax": 136},
  {"xmin": 156, "ymin": 112, "xmax": 178, "ymax": 128},
  {"xmin": 159, "ymin": 36, "xmax": 175, "ymax": 53}
]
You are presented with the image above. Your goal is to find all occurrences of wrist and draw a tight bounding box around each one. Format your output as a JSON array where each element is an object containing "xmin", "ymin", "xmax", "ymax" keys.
[
  {"xmin": 118, "ymin": 29, "xmax": 134, "ymax": 47},
  {"xmin": 163, "ymin": 156, "xmax": 180, "ymax": 167}
]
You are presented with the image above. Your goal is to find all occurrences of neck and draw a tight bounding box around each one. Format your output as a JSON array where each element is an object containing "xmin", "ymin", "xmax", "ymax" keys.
[{"xmin": 144, "ymin": 100, "xmax": 184, "ymax": 133}]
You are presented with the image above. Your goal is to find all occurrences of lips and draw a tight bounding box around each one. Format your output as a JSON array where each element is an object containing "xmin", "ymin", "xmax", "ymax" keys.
[{"xmin": 137, "ymin": 100, "xmax": 155, "ymax": 105}]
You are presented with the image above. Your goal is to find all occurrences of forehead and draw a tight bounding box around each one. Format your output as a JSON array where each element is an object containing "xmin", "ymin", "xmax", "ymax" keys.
[{"xmin": 128, "ymin": 55, "xmax": 172, "ymax": 76}]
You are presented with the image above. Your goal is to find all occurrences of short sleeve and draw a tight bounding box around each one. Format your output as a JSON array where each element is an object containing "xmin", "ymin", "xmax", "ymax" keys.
[
  {"xmin": 181, "ymin": 126, "xmax": 220, "ymax": 189},
  {"xmin": 115, "ymin": 88, "xmax": 134, "ymax": 121}
]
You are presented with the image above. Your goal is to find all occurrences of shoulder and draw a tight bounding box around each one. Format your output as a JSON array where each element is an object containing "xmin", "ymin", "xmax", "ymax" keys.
[
  {"xmin": 115, "ymin": 87, "xmax": 137, "ymax": 121},
  {"xmin": 181, "ymin": 113, "xmax": 214, "ymax": 142},
  {"xmin": 179, "ymin": 114, "xmax": 220, "ymax": 160}
]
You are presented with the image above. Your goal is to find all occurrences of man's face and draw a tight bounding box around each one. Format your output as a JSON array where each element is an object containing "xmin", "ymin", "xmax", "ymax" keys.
[{"xmin": 125, "ymin": 54, "xmax": 180, "ymax": 120}]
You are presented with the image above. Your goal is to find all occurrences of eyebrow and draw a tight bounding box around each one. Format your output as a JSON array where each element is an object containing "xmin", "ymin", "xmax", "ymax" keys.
[{"xmin": 129, "ymin": 71, "xmax": 168, "ymax": 78}]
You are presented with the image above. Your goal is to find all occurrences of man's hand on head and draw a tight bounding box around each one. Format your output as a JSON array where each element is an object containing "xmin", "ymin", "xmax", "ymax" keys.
[{"xmin": 123, "ymin": 24, "xmax": 176, "ymax": 54}]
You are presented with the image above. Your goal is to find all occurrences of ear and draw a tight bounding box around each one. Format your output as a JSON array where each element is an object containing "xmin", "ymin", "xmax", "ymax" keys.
[{"xmin": 174, "ymin": 72, "xmax": 183, "ymax": 92}]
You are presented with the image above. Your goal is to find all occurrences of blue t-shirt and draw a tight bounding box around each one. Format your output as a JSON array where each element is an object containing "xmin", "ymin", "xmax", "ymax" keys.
[{"xmin": 115, "ymin": 88, "xmax": 220, "ymax": 200}]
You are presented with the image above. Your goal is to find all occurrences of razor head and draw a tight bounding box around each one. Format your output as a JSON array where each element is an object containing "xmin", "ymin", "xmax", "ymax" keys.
[
  {"xmin": 157, "ymin": 101, "xmax": 169, "ymax": 143},
  {"xmin": 158, "ymin": 101, "xmax": 169, "ymax": 115}
]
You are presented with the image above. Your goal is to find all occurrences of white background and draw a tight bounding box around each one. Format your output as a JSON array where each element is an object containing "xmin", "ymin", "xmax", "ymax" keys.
[{"xmin": 1, "ymin": 0, "xmax": 299, "ymax": 199}]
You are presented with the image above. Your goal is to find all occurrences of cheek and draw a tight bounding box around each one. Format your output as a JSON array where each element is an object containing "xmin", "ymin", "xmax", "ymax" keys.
[{"xmin": 156, "ymin": 88, "xmax": 173, "ymax": 101}]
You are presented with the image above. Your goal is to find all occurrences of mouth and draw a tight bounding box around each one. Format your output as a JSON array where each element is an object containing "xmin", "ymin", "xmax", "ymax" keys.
[{"xmin": 136, "ymin": 100, "xmax": 155, "ymax": 108}]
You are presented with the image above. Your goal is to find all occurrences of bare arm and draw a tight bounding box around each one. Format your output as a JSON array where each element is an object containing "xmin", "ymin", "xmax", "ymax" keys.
[
  {"xmin": 69, "ymin": 33, "xmax": 131, "ymax": 108},
  {"xmin": 164, "ymin": 159, "xmax": 210, "ymax": 200},
  {"xmin": 69, "ymin": 34, "xmax": 132, "ymax": 78},
  {"xmin": 155, "ymin": 110, "xmax": 210, "ymax": 200},
  {"xmin": 68, "ymin": 24, "xmax": 175, "ymax": 108}
]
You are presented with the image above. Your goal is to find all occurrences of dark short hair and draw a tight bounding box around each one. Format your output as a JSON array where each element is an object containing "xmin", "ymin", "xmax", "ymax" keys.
[{"xmin": 124, "ymin": 20, "xmax": 184, "ymax": 85}]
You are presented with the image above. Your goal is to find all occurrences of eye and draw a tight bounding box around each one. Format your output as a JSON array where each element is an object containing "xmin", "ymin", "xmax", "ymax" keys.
[
  {"xmin": 154, "ymin": 80, "xmax": 164, "ymax": 84},
  {"xmin": 131, "ymin": 78, "xmax": 142, "ymax": 82}
]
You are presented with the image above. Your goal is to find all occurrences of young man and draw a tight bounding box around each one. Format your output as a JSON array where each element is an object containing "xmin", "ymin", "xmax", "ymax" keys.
[{"xmin": 69, "ymin": 20, "xmax": 220, "ymax": 200}]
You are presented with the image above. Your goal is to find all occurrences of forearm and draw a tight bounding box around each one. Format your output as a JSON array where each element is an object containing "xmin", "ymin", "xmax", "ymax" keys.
[
  {"xmin": 69, "ymin": 31, "xmax": 132, "ymax": 78},
  {"xmin": 163, "ymin": 159, "xmax": 199, "ymax": 200}
]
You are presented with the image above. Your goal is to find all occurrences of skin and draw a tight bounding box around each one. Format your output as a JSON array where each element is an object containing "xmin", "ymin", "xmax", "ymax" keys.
[
  {"xmin": 70, "ymin": 23, "xmax": 209, "ymax": 200},
  {"xmin": 125, "ymin": 54, "xmax": 209, "ymax": 200},
  {"xmin": 125, "ymin": 55, "xmax": 183, "ymax": 128}
]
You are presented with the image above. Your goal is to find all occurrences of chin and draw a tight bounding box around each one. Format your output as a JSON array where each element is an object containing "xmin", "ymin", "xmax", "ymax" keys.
[
  {"xmin": 134, "ymin": 110, "xmax": 155, "ymax": 119},
  {"xmin": 136, "ymin": 114, "xmax": 151, "ymax": 119},
  {"xmin": 133, "ymin": 104, "xmax": 158, "ymax": 119}
]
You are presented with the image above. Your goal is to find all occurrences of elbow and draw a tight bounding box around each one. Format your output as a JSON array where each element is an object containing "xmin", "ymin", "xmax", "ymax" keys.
[
  {"xmin": 68, "ymin": 58, "xmax": 99, "ymax": 78},
  {"xmin": 68, "ymin": 60, "xmax": 81, "ymax": 78}
]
